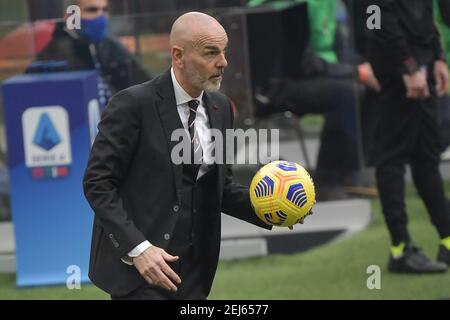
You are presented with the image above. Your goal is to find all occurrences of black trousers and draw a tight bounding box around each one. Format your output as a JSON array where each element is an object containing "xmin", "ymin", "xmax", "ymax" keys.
[
  {"xmin": 375, "ymin": 74, "xmax": 450, "ymax": 245},
  {"xmin": 438, "ymin": 94, "xmax": 450, "ymax": 152}
]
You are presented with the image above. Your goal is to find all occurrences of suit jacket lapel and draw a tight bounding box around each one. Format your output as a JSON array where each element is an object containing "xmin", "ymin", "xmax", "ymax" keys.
[
  {"xmin": 203, "ymin": 92, "xmax": 225, "ymax": 198},
  {"xmin": 155, "ymin": 71, "xmax": 184, "ymax": 199},
  {"xmin": 155, "ymin": 74, "xmax": 226, "ymax": 200},
  {"xmin": 203, "ymin": 92, "xmax": 223, "ymax": 133}
]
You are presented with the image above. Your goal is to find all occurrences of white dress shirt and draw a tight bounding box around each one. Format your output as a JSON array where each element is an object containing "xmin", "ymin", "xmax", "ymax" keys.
[
  {"xmin": 171, "ymin": 68, "xmax": 215, "ymax": 177},
  {"xmin": 122, "ymin": 68, "xmax": 214, "ymax": 265}
]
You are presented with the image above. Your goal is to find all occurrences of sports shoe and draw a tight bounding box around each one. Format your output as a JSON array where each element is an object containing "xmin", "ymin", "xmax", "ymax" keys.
[
  {"xmin": 388, "ymin": 244, "xmax": 448, "ymax": 274},
  {"xmin": 437, "ymin": 245, "xmax": 450, "ymax": 266}
]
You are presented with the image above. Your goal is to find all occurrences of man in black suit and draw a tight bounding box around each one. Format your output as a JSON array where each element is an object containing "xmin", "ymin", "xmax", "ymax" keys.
[
  {"xmin": 83, "ymin": 12, "xmax": 274, "ymax": 300},
  {"xmin": 368, "ymin": 0, "xmax": 450, "ymax": 273}
]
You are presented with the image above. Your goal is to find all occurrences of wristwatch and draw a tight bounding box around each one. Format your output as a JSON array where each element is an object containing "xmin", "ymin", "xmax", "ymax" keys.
[{"xmin": 403, "ymin": 57, "xmax": 420, "ymax": 75}]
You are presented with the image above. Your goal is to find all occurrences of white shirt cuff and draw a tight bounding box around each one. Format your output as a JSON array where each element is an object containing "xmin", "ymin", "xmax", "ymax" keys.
[{"xmin": 121, "ymin": 241, "xmax": 152, "ymax": 265}]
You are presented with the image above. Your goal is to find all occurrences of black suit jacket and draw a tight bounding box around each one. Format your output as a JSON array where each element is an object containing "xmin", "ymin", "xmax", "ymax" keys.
[{"xmin": 83, "ymin": 70, "xmax": 270, "ymax": 296}]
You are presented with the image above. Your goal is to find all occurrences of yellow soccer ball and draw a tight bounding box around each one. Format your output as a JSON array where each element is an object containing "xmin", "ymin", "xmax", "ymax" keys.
[{"xmin": 249, "ymin": 161, "xmax": 316, "ymax": 227}]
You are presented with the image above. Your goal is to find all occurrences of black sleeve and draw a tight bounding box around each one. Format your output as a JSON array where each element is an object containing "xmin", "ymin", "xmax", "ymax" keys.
[
  {"xmin": 435, "ymin": 0, "xmax": 449, "ymax": 61},
  {"xmin": 347, "ymin": 0, "xmax": 371, "ymax": 63},
  {"xmin": 439, "ymin": 0, "xmax": 450, "ymax": 27},
  {"xmin": 83, "ymin": 89, "xmax": 147, "ymax": 260},
  {"xmin": 432, "ymin": 22, "xmax": 446, "ymax": 62},
  {"xmin": 221, "ymin": 99, "xmax": 272, "ymax": 230},
  {"xmin": 371, "ymin": 0, "xmax": 419, "ymax": 74}
]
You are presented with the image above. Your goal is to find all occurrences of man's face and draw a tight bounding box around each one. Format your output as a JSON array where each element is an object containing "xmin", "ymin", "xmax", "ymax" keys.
[
  {"xmin": 183, "ymin": 30, "xmax": 228, "ymax": 92},
  {"xmin": 79, "ymin": 0, "xmax": 108, "ymax": 20}
]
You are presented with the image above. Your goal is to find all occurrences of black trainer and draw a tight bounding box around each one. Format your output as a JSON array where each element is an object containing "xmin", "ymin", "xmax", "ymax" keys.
[
  {"xmin": 388, "ymin": 245, "xmax": 448, "ymax": 274},
  {"xmin": 437, "ymin": 245, "xmax": 450, "ymax": 266}
]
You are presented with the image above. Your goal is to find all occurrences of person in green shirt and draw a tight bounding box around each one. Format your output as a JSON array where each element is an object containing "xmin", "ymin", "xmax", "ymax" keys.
[
  {"xmin": 248, "ymin": 0, "xmax": 337, "ymax": 62},
  {"xmin": 249, "ymin": 0, "xmax": 380, "ymax": 200}
]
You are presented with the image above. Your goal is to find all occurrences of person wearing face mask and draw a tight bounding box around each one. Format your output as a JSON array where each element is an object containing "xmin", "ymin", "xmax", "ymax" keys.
[{"xmin": 36, "ymin": 0, "xmax": 151, "ymax": 104}]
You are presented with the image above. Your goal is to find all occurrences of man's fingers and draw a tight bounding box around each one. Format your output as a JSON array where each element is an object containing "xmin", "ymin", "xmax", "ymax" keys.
[
  {"xmin": 435, "ymin": 65, "xmax": 449, "ymax": 96},
  {"xmin": 154, "ymin": 269, "xmax": 178, "ymax": 292},
  {"xmin": 414, "ymin": 85, "xmax": 429, "ymax": 100},
  {"xmin": 162, "ymin": 251, "xmax": 179, "ymax": 262},
  {"xmin": 443, "ymin": 73, "xmax": 449, "ymax": 93},
  {"xmin": 134, "ymin": 247, "xmax": 180, "ymax": 292},
  {"xmin": 141, "ymin": 273, "xmax": 154, "ymax": 286},
  {"xmin": 408, "ymin": 87, "xmax": 427, "ymax": 100},
  {"xmin": 371, "ymin": 79, "xmax": 382, "ymax": 92},
  {"xmin": 160, "ymin": 251, "xmax": 181, "ymax": 284},
  {"xmin": 437, "ymin": 73, "xmax": 449, "ymax": 96},
  {"xmin": 423, "ymin": 84, "xmax": 430, "ymax": 99},
  {"xmin": 438, "ymin": 81, "xmax": 447, "ymax": 96},
  {"xmin": 436, "ymin": 73, "xmax": 443, "ymax": 95},
  {"xmin": 161, "ymin": 263, "xmax": 182, "ymax": 285},
  {"xmin": 406, "ymin": 88, "xmax": 416, "ymax": 99},
  {"xmin": 141, "ymin": 265, "xmax": 178, "ymax": 291}
]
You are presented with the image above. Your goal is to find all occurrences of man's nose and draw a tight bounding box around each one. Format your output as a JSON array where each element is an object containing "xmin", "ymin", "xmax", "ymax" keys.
[{"xmin": 216, "ymin": 53, "xmax": 228, "ymax": 69}]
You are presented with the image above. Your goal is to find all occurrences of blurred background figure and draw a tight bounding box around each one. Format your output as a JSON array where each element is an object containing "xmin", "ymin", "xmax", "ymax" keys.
[
  {"xmin": 0, "ymin": 0, "xmax": 153, "ymax": 221},
  {"xmin": 368, "ymin": 0, "xmax": 450, "ymax": 273},
  {"xmin": 34, "ymin": 0, "xmax": 151, "ymax": 105},
  {"xmin": 249, "ymin": 0, "xmax": 380, "ymax": 201},
  {"xmin": 435, "ymin": 0, "xmax": 450, "ymax": 156}
]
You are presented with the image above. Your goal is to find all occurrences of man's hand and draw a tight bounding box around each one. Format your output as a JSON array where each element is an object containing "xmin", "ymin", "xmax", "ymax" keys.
[
  {"xmin": 434, "ymin": 60, "xmax": 449, "ymax": 97},
  {"xmin": 402, "ymin": 69, "xmax": 430, "ymax": 100},
  {"xmin": 288, "ymin": 209, "xmax": 314, "ymax": 230},
  {"xmin": 360, "ymin": 62, "xmax": 381, "ymax": 92},
  {"xmin": 133, "ymin": 246, "xmax": 181, "ymax": 292}
]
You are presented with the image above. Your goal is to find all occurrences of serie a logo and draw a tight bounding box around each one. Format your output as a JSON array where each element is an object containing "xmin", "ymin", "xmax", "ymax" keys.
[{"xmin": 22, "ymin": 106, "xmax": 72, "ymax": 180}]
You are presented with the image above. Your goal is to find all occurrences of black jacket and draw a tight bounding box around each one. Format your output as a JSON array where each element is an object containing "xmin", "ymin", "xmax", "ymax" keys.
[
  {"xmin": 37, "ymin": 23, "xmax": 151, "ymax": 93},
  {"xmin": 439, "ymin": 0, "xmax": 450, "ymax": 26},
  {"xmin": 368, "ymin": 0, "xmax": 445, "ymax": 76},
  {"xmin": 83, "ymin": 71, "xmax": 270, "ymax": 296}
]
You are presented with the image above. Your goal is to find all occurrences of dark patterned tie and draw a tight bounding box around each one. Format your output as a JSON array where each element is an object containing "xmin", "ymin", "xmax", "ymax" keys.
[{"xmin": 186, "ymin": 99, "xmax": 202, "ymax": 179}]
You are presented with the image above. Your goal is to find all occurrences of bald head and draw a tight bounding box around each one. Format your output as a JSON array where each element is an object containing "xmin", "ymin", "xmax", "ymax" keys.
[
  {"xmin": 170, "ymin": 12, "xmax": 227, "ymax": 50},
  {"xmin": 170, "ymin": 12, "xmax": 228, "ymax": 97}
]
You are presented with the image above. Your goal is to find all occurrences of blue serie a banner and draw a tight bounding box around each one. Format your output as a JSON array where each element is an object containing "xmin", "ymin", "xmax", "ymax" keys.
[{"xmin": 2, "ymin": 71, "xmax": 101, "ymax": 287}]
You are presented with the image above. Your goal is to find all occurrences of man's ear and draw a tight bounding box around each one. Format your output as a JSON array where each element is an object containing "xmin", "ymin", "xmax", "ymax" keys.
[{"xmin": 172, "ymin": 46, "xmax": 184, "ymax": 69}]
